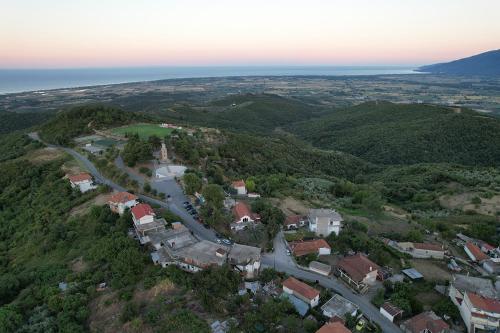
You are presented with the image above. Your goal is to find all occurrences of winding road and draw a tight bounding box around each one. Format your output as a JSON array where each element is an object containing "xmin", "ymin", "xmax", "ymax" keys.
[{"xmin": 29, "ymin": 132, "xmax": 401, "ymax": 332}]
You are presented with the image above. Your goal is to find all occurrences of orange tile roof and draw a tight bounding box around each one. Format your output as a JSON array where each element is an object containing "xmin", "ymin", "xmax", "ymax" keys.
[
  {"xmin": 467, "ymin": 292, "xmax": 500, "ymax": 314},
  {"xmin": 465, "ymin": 242, "xmax": 489, "ymax": 261},
  {"xmin": 233, "ymin": 202, "xmax": 252, "ymax": 220},
  {"xmin": 232, "ymin": 180, "xmax": 246, "ymax": 188},
  {"xmin": 131, "ymin": 203, "xmax": 155, "ymax": 220},
  {"xmin": 284, "ymin": 215, "xmax": 304, "ymax": 226},
  {"xmin": 67, "ymin": 173, "xmax": 92, "ymax": 183},
  {"xmin": 290, "ymin": 239, "xmax": 331, "ymax": 257},
  {"xmin": 337, "ymin": 253, "xmax": 379, "ymax": 282},
  {"xmin": 413, "ymin": 243, "xmax": 443, "ymax": 252},
  {"xmin": 404, "ymin": 311, "xmax": 449, "ymax": 333},
  {"xmin": 316, "ymin": 322, "xmax": 352, "ymax": 333},
  {"xmin": 282, "ymin": 277, "xmax": 320, "ymax": 301},
  {"xmin": 109, "ymin": 191, "xmax": 138, "ymax": 204}
]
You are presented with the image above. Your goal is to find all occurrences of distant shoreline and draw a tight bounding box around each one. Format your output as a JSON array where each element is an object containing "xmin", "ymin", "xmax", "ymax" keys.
[{"xmin": 0, "ymin": 66, "xmax": 419, "ymax": 94}]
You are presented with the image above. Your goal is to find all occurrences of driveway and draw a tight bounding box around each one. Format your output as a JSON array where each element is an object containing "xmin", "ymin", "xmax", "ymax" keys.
[{"xmin": 262, "ymin": 232, "xmax": 402, "ymax": 333}]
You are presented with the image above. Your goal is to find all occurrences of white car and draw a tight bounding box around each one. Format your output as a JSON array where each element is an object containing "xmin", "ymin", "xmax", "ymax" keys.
[{"xmin": 286, "ymin": 249, "xmax": 291, "ymax": 256}]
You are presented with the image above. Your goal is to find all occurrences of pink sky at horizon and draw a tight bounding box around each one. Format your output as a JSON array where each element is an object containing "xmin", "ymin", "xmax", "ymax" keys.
[{"xmin": 1, "ymin": 0, "xmax": 499, "ymax": 69}]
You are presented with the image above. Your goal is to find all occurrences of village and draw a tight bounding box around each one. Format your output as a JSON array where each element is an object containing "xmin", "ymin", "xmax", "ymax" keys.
[{"xmin": 57, "ymin": 121, "xmax": 500, "ymax": 333}]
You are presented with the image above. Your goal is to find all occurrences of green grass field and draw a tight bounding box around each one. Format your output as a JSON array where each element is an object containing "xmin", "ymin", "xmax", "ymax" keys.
[{"xmin": 111, "ymin": 124, "xmax": 174, "ymax": 139}]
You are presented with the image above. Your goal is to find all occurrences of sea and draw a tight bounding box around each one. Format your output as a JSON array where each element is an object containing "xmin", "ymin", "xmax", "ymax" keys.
[{"xmin": 0, "ymin": 66, "xmax": 419, "ymax": 94}]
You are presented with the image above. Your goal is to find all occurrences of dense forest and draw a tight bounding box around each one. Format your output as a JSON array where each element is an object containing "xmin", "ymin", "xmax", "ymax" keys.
[
  {"xmin": 0, "ymin": 111, "xmax": 52, "ymax": 135},
  {"xmin": 291, "ymin": 101, "xmax": 500, "ymax": 165}
]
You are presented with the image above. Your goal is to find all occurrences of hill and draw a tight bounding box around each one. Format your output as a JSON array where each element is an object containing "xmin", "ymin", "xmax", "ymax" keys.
[
  {"xmin": 291, "ymin": 101, "xmax": 500, "ymax": 166},
  {"xmin": 417, "ymin": 49, "xmax": 500, "ymax": 75},
  {"xmin": 161, "ymin": 93, "xmax": 328, "ymax": 133},
  {"xmin": 39, "ymin": 104, "xmax": 148, "ymax": 145}
]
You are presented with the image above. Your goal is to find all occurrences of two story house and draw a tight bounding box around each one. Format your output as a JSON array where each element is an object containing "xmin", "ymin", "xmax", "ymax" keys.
[
  {"xmin": 108, "ymin": 191, "xmax": 138, "ymax": 215},
  {"xmin": 308, "ymin": 209, "xmax": 343, "ymax": 237}
]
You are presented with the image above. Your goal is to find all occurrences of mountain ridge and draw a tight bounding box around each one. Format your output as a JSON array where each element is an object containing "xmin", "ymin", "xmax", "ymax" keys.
[{"xmin": 417, "ymin": 49, "xmax": 500, "ymax": 75}]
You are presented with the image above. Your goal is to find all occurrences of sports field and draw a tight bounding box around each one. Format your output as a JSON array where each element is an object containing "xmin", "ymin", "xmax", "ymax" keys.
[{"xmin": 111, "ymin": 124, "xmax": 174, "ymax": 139}]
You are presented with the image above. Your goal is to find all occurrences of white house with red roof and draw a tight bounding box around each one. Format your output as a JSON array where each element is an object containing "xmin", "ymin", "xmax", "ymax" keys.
[
  {"xmin": 131, "ymin": 203, "xmax": 155, "ymax": 225},
  {"xmin": 108, "ymin": 191, "xmax": 138, "ymax": 215},
  {"xmin": 67, "ymin": 173, "xmax": 97, "ymax": 193},
  {"xmin": 231, "ymin": 180, "xmax": 247, "ymax": 195},
  {"xmin": 282, "ymin": 277, "xmax": 320, "ymax": 307},
  {"xmin": 336, "ymin": 253, "xmax": 379, "ymax": 293},
  {"xmin": 459, "ymin": 292, "xmax": 500, "ymax": 333},
  {"xmin": 464, "ymin": 242, "xmax": 490, "ymax": 262},
  {"xmin": 231, "ymin": 202, "xmax": 259, "ymax": 231}
]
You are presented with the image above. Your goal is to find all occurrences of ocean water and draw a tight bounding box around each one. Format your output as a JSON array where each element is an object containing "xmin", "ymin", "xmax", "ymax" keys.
[{"xmin": 0, "ymin": 66, "xmax": 419, "ymax": 94}]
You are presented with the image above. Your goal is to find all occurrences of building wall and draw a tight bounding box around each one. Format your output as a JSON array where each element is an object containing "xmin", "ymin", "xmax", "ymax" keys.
[
  {"xmin": 234, "ymin": 186, "xmax": 247, "ymax": 195},
  {"xmin": 414, "ymin": 248, "xmax": 445, "ymax": 259},
  {"xmin": 362, "ymin": 270, "xmax": 378, "ymax": 285},
  {"xmin": 318, "ymin": 247, "xmax": 332, "ymax": 256},
  {"xmin": 78, "ymin": 181, "xmax": 96, "ymax": 193},
  {"xmin": 380, "ymin": 308, "xmax": 395, "ymax": 322}
]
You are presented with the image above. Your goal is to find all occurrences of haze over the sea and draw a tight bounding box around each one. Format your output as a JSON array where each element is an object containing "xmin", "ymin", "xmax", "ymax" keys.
[{"xmin": 0, "ymin": 66, "xmax": 419, "ymax": 94}]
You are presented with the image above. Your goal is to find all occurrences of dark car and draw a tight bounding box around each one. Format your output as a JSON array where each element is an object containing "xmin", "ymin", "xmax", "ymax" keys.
[
  {"xmin": 203, "ymin": 224, "xmax": 210, "ymax": 229},
  {"xmin": 182, "ymin": 201, "xmax": 190, "ymax": 207}
]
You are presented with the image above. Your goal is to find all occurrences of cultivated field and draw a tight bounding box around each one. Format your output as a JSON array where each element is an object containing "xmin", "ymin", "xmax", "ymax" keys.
[{"xmin": 111, "ymin": 123, "xmax": 174, "ymax": 139}]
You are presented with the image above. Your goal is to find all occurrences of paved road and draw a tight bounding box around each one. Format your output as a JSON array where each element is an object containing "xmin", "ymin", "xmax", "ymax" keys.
[
  {"xmin": 262, "ymin": 232, "xmax": 402, "ymax": 333},
  {"xmin": 29, "ymin": 133, "xmax": 216, "ymax": 242}
]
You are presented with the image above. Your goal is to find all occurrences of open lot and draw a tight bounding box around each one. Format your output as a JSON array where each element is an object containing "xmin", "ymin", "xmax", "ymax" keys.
[{"xmin": 111, "ymin": 124, "xmax": 174, "ymax": 139}]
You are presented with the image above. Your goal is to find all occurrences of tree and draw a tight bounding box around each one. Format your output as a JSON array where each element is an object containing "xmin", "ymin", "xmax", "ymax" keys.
[
  {"xmin": 0, "ymin": 306, "xmax": 22, "ymax": 333},
  {"xmin": 202, "ymin": 184, "xmax": 224, "ymax": 209},
  {"xmin": 245, "ymin": 179, "xmax": 256, "ymax": 193},
  {"xmin": 183, "ymin": 173, "xmax": 201, "ymax": 195},
  {"xmin": 122, "ymin": 134, "xmax": 153, "ymax": 167}
]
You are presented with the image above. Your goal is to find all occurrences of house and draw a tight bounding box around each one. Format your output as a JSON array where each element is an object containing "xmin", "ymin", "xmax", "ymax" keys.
[
  {"xmin": 282, "ymin": 277, "xmax": 320, "ymax": 308},
  {"xmin": 464, "ymin": 242, "xmax": 489, "ymax": 262},
  {"xmin": 227, "ymin": 243, "xmax": 261, "ymax": 279},
  {"xmin": 448, "ymin": 274, "xmax": 497, "ymax": 308},
  {"xmin": 67, "ymin": 173, "xmax": 97, "ymax": 193},
  {"xmin": 284, "ymin": 215, "xmax": 306, "ymax": 230},
  {"xmin": 321, "ymin": 294, "xmax": 358, "ymax": 320},
  {"xmin": 316, "ymin": 322, "xmax": 352, "ymax": 333},
  {"xmin": 396, "ymin": 242, "xmax": 445, "ymax": 259},
  {"xmin": 231, "ymin": 202, "xmax": 259, "ymax": 231},
  {"xmin": 308, "ymin": 209, "xmax": 343, "ymax": 237},
  {"xmin": 336, "ymin": 253, "xmax": 379, "ymax": 293},
  {"xmin": 478, "ymin": 241, "xmax": 496, "ymax": 255},
  {"xmin": 131, "ymin": 203, "xmax": 165, "ymax": 241},
  {"xmin": 400, "ymin": 311, "xmax": 449, "ymax": 333},
  {"xmin": 290, "ymin": 239, "xmax": 331, "ymax": 257},
  {"xmin": 459, "ymin": 292, "xmax": 500, "ymax": 333},
  {"xmin": 483, "ymin": 259, "xmax": 500, "ymax": 275},
  {"xmin": 380, "ymin": 302, "xmax": 403, "ymax": 323},
  {"xmin": 231, "ymin": 180, "xmax": 247, "ymax": 195},
  {"xmin": 309, "ymin": 261, "xmax": 332, "ymax": 276},
  {"xmin": 108, "ymin": 191, "xmax": 138, "ymax": 215}
]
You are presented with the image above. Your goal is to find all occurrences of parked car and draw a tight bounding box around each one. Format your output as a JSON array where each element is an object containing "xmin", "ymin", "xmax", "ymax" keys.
[
  {"xmin": 182, "ymin": 201, "xmax": 190, "ymax": 207},
  {"xmin": 222, "ymin": 239, "xmax": 233, "ymax": 246},
  {"xmin": 286, "ymin": 249, "xmax": 291, "ymax": 256},
  {"xmin": 356, "ymin": 318, "xmax": 366, "ymax": 331},
  {"xmin": 216, "ymin": 239, "xmax": 222, "ymax": 244}
]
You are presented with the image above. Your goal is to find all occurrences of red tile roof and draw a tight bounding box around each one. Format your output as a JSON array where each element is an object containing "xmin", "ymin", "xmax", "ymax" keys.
[
  {"xmin": 232, "ymin": 180, "xmax": 246, "ymax": 188},
  {"xmin": 316, "ymin": 322, "xmax": 352, "ymax": 333},
  {"xmin": 284, "ymin": 215, "xmax": 304, "ymax": 226},
  {"xmin": 131, "ymin": 203, "xmax": 155, "ymax": 220},
  {"xmin": 413, "ymin": 243, "xmax": 443, "ymax": 252},
  {"xmin": 467, "ymin": 292, "xmax": 500, "ymax": 314},
  {"xmin": 67, "ymin": 173, "xmax": 92, "ymax": 183},
  {"xmin": 233, "ymin": 202, "xmax": 253, "ymax": 220},
  {"xmin": 465, "ymin": 242, "xmax": 489, "ymax": 261},
  {"xmin": 290, "ymin": 239, "xmax": 331, "ymax": 257},
  {"xmin": 337, "ymin": 253, "xmax": 379, "ymax": 282},
  {"xmin": 481, "ymin": 242, "xmax": 496, "ymax": 251},
  {"xmin": 404, "ymin": 311, "xmax": 449, "ymax": 333},
  {"xmin": 282, "ymin": 277, "xmax": 320, "ymax": 301},
  {"xmin": 381, "ymin": 302, "xmax": 403, "ymax": 317},
  {"xmin": 109, "ymin": 191, "xmax": 138, "ymax": 204}
]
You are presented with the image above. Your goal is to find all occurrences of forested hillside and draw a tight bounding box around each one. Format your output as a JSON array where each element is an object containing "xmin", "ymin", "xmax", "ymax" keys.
[
  {"xmin": 0, "ymin": 111, "xmax": 52, "ymax": 135},
  {"xmin": 160, "ymin": 93, "xmax": 328, "ymax": 133},
  {"xmin": 292, "ymin": 101, "xmax": 500, "ymax": 166},
  {"xmin": 39, "ymin": 104, "xmax": 148, "ymax": 145}
]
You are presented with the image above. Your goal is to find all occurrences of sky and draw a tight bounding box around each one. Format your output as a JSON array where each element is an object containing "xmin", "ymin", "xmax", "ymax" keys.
[{"xmin": 0, "ymin": 0, "xmax": 499, "ymax": 68}]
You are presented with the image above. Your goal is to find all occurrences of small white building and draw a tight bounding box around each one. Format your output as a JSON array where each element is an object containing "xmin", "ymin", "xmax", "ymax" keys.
[
  {"xmin": 282, "ymin": 277, "xmax": 320, "ymax": 308},
  {"xmin": 108, "ymin": 191, "xmax": 138, "ymax": 215},
  {"xmin": 231, "ymin": 180, "xmax": 247, "ymax": 195},
  {"xmin": 308, "ymin": 209, "xmax": 342, "ymax": 237},
  {"xmin": 67, "ymin": 173, "xmax": 97, "ymax": 193},
  {"xmin": 380, "ymin": 302, "xmax": 403, "ymax": 323}
]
